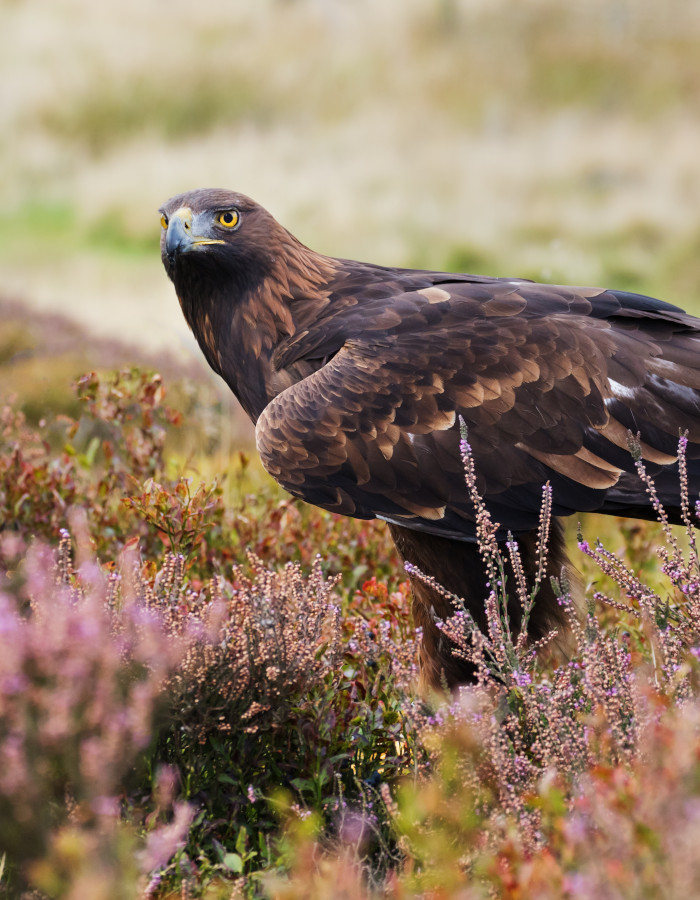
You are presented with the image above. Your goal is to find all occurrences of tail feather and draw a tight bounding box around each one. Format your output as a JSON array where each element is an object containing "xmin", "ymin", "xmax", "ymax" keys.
[
  {"xmin": 601, "ymin": 456, "xmax": 700, "ymax": 526},
  {"xmin": 389, "ymin": 520, "xmax": 573, "ymax": 692}
]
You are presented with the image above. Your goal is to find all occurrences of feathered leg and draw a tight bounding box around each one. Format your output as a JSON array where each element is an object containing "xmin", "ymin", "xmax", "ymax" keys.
[{"xmin": 388, "ymin": 520, "xmax": 571, "ymax": 692}]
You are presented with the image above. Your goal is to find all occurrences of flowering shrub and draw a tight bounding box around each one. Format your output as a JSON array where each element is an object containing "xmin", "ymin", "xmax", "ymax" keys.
[
  {"xmin": 3, "ymin": 370, "xmax": 700, "ymax": 898},
  {"xmin": 0, "ymin": 531, "xmax": 190, "ymax": 895},
  {"xmin": 268, "ymin": 433, "xmax": 700, "ymax": 900},
  {"xmin": 145, "ymin": 554, "xmax": 422, "ymax": 896},
  {"xmin": 0, "ymin": 373, "xmax": 421, "ymax": 895}
]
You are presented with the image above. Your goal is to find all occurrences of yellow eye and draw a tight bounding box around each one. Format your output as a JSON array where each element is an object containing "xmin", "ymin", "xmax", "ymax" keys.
[
  {"xmin": 218, "ymin": 210, "xmax": 239, "ymax": 229},
  {"xmin": 160, "ymin": 214, "xmax": 168, "ymax": 229}
]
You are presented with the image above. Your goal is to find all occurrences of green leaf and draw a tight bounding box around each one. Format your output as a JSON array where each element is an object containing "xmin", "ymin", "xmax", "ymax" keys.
[
  {"xmin": 235, "ymin": 826, "xmax": 248, "ymax": 855},
  {"xmin": 217, "ymin": 773, "xmax": 237, "ymax": 785},
  {"xmin": 222, "ymin": 852, "xmax": 243, "ymax": 873}
]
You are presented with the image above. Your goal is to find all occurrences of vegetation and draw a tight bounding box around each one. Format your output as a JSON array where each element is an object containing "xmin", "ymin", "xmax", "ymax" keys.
[
  {"xmin": 5, "ymin": 0, "xmax": 700, "ymax": 352},
  {"xmin": 4, "ymin": 1, "xmax": 700, "ymax": 896},
  {"xmin": 1, "ymin": 368, "xmax": 700, "ymax": 898}
]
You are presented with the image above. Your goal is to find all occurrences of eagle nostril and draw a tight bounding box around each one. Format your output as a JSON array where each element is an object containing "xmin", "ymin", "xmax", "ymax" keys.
[{"xmin": 184, "ymin": 221, "xmax": 191, "ymax": 230}]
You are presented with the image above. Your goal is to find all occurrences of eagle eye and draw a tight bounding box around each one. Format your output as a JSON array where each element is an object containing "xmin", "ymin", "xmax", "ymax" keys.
[
  {"xmin": 218, "ymin": 210, "xmax": 240, "ymax": 229},
  {"xmin": 160, "ymin": 213, "xmax": 168, "ymax": 229}
]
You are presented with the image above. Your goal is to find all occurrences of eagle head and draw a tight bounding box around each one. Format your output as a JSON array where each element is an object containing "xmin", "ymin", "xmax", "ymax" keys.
[{"xmin": 158, "ymin": 188, "xmax": 280, "ymax": 295}]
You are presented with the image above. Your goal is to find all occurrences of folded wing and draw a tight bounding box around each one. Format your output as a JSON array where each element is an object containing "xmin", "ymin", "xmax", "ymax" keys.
[{"xmin": 256, "ymin": 277, "xmax": 700, "ymax": 539}]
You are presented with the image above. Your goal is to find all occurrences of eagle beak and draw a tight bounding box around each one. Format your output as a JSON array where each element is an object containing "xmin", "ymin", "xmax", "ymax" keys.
[
  {"xmin": 165, "ymin": 206, "xmax": 225, "ymax": 263},
  {"xmin": 165, "ymin": 213, "xmax": 192, "ymax": 261}
]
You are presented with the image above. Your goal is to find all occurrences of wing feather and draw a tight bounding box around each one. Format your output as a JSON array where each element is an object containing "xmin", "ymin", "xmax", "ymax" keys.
[{"xmin": 256, "ymin": 278, "xmax": 700, "ymax": 539}]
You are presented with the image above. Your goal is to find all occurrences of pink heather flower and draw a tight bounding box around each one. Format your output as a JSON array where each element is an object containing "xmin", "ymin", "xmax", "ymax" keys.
[{"xmin": 139, "ymin": 801, "xmax": 195, "ymax": 874}]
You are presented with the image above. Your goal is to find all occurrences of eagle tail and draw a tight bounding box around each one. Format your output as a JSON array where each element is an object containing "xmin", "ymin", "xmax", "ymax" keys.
[
  {"xmin": 388, "ymin": 520, "xmax": 572, "ymax": 692},
  {"xmin": 601, "ymin": 453, "xmax": 700, "ymax": 526}
]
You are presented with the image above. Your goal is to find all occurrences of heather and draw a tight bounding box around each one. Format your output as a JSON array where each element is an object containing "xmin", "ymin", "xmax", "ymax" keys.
[{"xmin": 2, "ymin": 370, "xmax": 700, "ymax": 898}]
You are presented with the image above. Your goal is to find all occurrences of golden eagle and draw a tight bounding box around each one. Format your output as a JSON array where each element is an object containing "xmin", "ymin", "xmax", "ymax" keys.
[{"xmin": 160, "ymin": 188, "xmax": 700, "ymax": 689}]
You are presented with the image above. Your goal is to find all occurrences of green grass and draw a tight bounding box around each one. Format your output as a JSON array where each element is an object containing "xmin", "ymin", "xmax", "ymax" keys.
[{"xmin": 0, "ymin": 198, "xmax": 158, "ymax": 262}]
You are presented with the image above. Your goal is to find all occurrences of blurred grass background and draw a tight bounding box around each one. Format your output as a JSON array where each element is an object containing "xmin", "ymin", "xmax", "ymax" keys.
[{"xmin": 2, "ymin": 0, "xmax": 700, "ymax": 438}]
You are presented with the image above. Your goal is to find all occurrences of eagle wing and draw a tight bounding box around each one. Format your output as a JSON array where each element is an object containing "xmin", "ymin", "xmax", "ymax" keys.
[{"xmin": 256, "ymin": 277, "xmax": 700, "ymax": 539}]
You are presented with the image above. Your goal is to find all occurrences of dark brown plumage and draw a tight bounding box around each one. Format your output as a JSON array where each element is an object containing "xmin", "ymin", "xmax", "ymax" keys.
[{"xmin": 160, "ymin": 187, "xmax": 700, "ymax": 690}]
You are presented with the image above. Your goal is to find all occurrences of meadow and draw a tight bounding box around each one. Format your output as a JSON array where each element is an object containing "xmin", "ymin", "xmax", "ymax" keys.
[{"xmin": 3, "ymin": 0, "xmax": 700, "ymax": 896}]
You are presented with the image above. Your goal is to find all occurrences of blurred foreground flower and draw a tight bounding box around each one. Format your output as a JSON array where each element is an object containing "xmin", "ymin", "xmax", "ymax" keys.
[{"xmin": 0, "ymin": 530, "xmax": 191, "ymax": 892}]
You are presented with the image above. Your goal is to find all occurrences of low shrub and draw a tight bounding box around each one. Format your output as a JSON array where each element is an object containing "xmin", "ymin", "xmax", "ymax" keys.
[{"xmin": 2, "ymin": 370, "xmax": 700, "ymax": 899}]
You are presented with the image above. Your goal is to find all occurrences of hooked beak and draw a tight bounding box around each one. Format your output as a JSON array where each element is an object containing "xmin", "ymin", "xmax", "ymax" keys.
[{"xmin": 165, "ymin": 207, "xmax": 225, "ymax": 263}]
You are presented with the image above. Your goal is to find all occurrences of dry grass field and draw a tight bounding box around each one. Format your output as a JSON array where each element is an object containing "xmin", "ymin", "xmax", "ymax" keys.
[{"xmin": 3, "ymin": 0, "xmax": 700, "ymax": 360}]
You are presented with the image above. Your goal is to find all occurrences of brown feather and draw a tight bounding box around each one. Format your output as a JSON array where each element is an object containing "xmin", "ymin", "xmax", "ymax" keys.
[{"xmin": 160, "ymin": 188, "xmax": 700, "ymax": 690}]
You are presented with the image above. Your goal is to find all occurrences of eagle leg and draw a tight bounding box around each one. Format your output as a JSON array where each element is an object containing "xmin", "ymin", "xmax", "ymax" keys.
[{"xmin": 388, "ymin": 521, "xmax": 571, "ymax": 692}]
